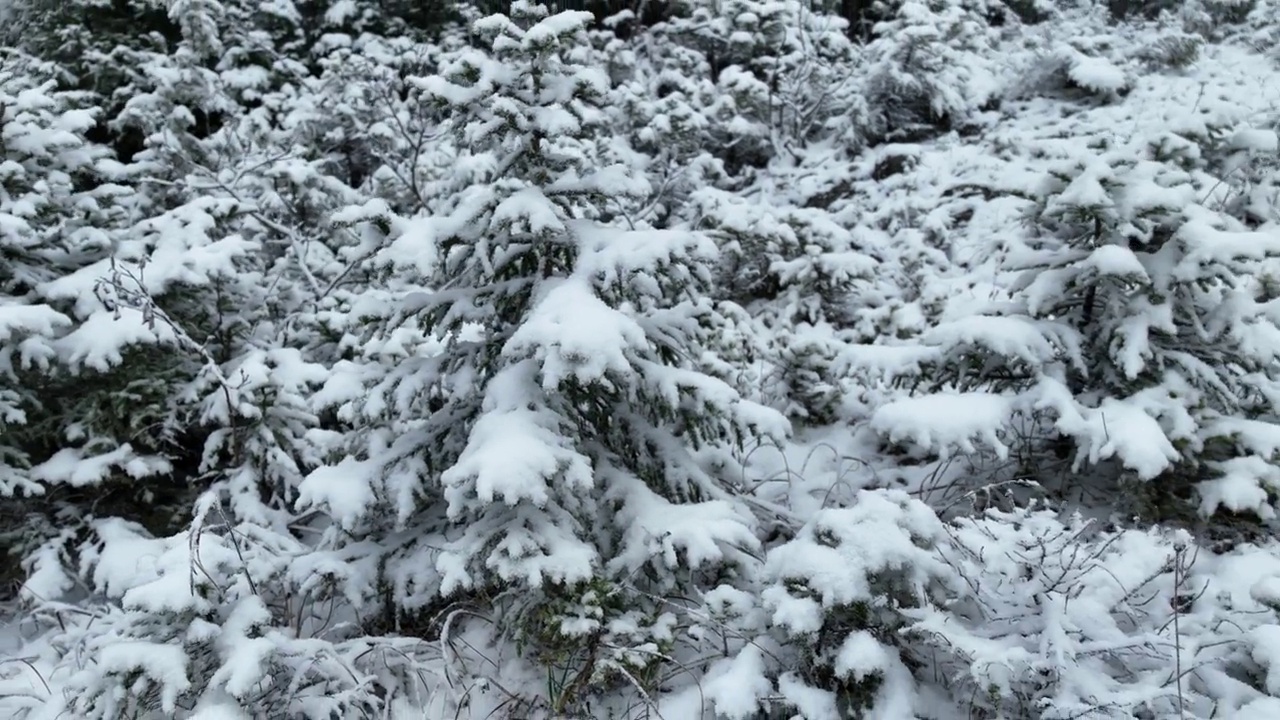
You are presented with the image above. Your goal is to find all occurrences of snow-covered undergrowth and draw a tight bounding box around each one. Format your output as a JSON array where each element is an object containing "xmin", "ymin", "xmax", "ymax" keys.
[{"xmin": 5, "ymin": 0, "xmax": 1280, "ymax": 718}]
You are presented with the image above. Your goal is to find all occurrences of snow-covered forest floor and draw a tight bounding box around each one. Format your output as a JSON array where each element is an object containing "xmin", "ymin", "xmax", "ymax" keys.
[{"xmin": 6, "ymin": 0, "xmax": 1280, "ymax": 718}]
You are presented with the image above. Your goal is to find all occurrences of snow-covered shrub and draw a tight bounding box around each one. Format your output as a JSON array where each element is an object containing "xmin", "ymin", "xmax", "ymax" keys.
[
  {"xmin": 605, "ymin": 33, "xmax": 726, "ymax": 227},
  {"xmin": 1181, "ymin": 0, "xmax": 1258, "ymax": 38},
  {"xmin": 7, "ymin": 498, "xmax": 447, "ymax": 719},
  {"xmin": 1138, "ymin": 29, "xmax": 1204, "ymax": 69},
  {"xmin": 1180, "ymin": 122, "xmax": 1280, "ymax": 229},
  {"xmin": 861, "ymin": 0, "xmax": 1000, "ymax": 142},
  {"xmin": 305, "ymin": 34, "xmax": 462, "ymax": 210},
  {"xmin": 634, "ymin": 0, "xmax": 867, "ymax": 176},
  {"xmin": 1024, "ymin": 148, "xmax": 1280, "ymax": 525},
  {"xmin": 3, "ymin": 0, "xmax": 174, "ymax": 116},
  {"xmin": 0, "ymin": 52, "xmax": 215, "ymax": 596},
  {"xmin": 1002, "ymin": 0, "xmax": 1055, "ymax": 25},
  {"xmin": 762, "ymin": 490, "xmax": 955, "ymax": 718},
  {"xmin": 912, "ymin": 506, "xmax": 1280, "ymax": 718},
  {"xmin": 868, "ymin": 136, "xmax": 1280, "ymax": 531},
  {"xmin": 0, "ymin": 4, "xmax": 413, "ymax": 714},
  {"xmin": 1016, "ymin": 39, "xmax": 1132, "ymax": 102},
  {"xmin": 747, "ymin": 497, "xmax": 1280, "ymax": 720},
  {"xmin": 691, "ymin": 187, "xmax": 880, "ymax": 422},
  {"xmin": 0, "ymin": 54, "xmax": 127, "ymax": 497}
]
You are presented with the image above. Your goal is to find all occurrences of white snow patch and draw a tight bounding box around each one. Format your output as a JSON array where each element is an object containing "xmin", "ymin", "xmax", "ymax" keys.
[{"xmin": 871, "ymin": 392, "xmax": 1014, "ymax": 458}]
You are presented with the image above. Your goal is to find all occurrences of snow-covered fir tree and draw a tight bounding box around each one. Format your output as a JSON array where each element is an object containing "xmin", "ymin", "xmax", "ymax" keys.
[
  {"xmin": 859, "ymin": 0, "xmax": 1000, "ymax": 142},
  {"xmin": 871, "ymin": 135, "xmax": 1280, "ymax": 534},
  {"xmin": 0, "ymin": 52, "xmax": 143, "ymax": 602},
  {"xmin": 299, "ymin": 3, "xmax": 788, "ymax": 714}
]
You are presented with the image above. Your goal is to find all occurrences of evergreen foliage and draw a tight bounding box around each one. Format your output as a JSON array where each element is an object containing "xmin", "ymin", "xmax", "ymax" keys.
[{"xmin": 6, "ymin": 0, "xmax": 1280, "ymax": 718}]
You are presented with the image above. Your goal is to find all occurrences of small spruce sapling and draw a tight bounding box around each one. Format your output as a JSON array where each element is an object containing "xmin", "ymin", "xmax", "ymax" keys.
[{"xmin": 298, "ymin": 3, "xmax": 789, "ymax": 712}]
